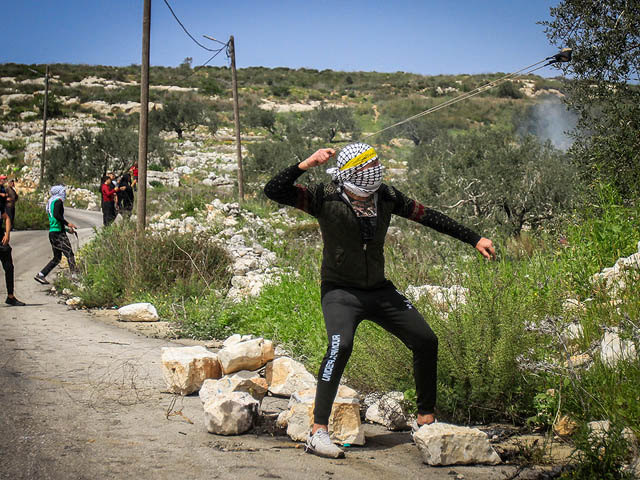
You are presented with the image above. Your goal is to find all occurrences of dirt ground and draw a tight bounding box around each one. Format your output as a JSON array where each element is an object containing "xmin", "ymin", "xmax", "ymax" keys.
[{"xmin": 0, "ymin": 209, "xmax": 570, "ymax": 480}]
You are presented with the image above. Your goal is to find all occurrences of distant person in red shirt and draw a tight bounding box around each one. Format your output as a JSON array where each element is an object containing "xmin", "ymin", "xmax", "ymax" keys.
[
  {"xmin": 101, "ymin": 175, "xmax": 124, "ymax": 226},
  {"xmin": 129, "ymin": 163, "xmax": 139, "ymax": 191}
]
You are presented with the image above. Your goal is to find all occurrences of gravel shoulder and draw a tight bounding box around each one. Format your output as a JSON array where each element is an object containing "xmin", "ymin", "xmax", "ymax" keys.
[{"xmin": 1, "ymin": 209, "xmax": 530, "ymax": 480}]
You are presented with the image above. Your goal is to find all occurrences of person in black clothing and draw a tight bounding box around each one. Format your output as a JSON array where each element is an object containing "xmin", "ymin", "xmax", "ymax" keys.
[
  {"xmin": 100, "ymin": 175, "xmax": 124, "ymax": 226},
  {"xmin": 117, "ymin": 173, "xmax": 134, "ymax": 217},
  {"xmin": 4, "ymin": 178, "xmax": 18, "ymax": 226},
  {"xmin": 34, "ymin": 185, "xmax": 78, "ymax": 285},
  {"xmin": 264, "ymin": 143, "xmax": 495, "ymax": 459},
  {"xmin": 0, "ymin": 174, "xmax": 7, "ymax": 208},
  {"xmin": 1, "ymin": 202, "xmax": 26, "ymax": 306}
]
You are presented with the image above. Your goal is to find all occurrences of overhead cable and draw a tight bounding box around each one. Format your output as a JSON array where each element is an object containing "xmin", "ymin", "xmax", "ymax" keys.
[
  {"xmin": 362, "ymin": 58, "xmax": 554, "ymax": 141},
  {"xmin": 162, "ymin": 0, "xmax": 217, "ymax": 52}
]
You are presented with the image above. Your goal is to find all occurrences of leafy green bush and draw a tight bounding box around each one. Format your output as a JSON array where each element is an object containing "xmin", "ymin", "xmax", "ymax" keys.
[
  {"xmin": 75, "ymin": 222, "xmax": 232, "ymax": 307},
  {"xmin": 496, "ymin": 81, "xmax": 524, "ymax": 99},
  {"xmin": 200, "ymin": 75, "xmax": 226, "ymax": 96},
  {"xmin": 0, "ymin": 139, "xmax": 26, "ymax": 155},
  {"xmin": 33, "ymin": 92, "xmax": 64, "ymax": 117},
  {"xmin": 243, "ymin": 105, "xmax": 276, "ymax": 134},
  {"xmin": 270, "ymin": 85, "xmax": 290, "ymax": 97},
  {"xmin": 13, "ymin": 196, "xmax": 48, "ymax": 230}
]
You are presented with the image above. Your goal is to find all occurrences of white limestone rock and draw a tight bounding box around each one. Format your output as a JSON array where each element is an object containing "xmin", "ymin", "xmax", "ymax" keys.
[
  {"xmin": 405, "ymin": 284, "xmax": 468, "ymax": 311},
  {"xmin": 413, "ymin": 423, "xmax": 501, "ymax": 466},
  {"xmin": 203, "ymin": 391, "xmax": 259, "ymax": 435},
  {"xmin": 588, "ymin": 420, "xmax": 638, "ymax": 456},
  {"xmin": 222, "ymin": 334, "xmax": 255, "ymax": 348},
  {"xmin": 277, "ymin": 385, "xmax": 364, "ymax": 446},
  {"xmin": 217, "ymin": 337, "xmax": 275, "ymax": 375},
  {"xmin": 222, "ymin": 333, "xmax": 254, "ymax": 348},
  {"xmin": 1, "ymin": 93, "xmax": 32, "ymax": 105},
  {"xmin": 265, "ymin": 357, "xmax": 316, "ymax": 397},
  {"xmin": 592, "ymin": 250, "xmax": 640, "ymax": 294},
  {"xmin": 118, "ymin": 302, "xmax": 159, "ymax": 322},
  {"xmin": 147, "ymin": 170, "xmax": 180, "ymax": 187},
  {"xmin": 65, "ymin": 296, "xmax": 83, "ymax": 307},
  {"xmin": 161, "ymin": 346, "xmax": 222, "ymax": 395},
  {"xmin": 364, "ymin": 391, "xmax": 408, "ymax": 430},
  {"xmin": 199, "ymin": 371, "xmax": 269, "ymax": 404},
  {"xmin": 600, "ymin": 328, "xmax": 637, "ymax": 366}
]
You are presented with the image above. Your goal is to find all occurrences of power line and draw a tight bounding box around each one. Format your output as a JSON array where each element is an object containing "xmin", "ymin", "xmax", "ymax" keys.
[
  {"xmin": 188, "ymin": 42, "xmax": 229, "ymax": 78},
  {"xmin": 162, "ymin": 0, "xmax": 216, "ymax": 52}
]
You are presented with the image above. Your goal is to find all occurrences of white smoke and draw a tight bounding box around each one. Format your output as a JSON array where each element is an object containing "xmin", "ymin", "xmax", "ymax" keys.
[{"xmin": 522, "ymin": 98, "xmax": 578, "ymax": 151}]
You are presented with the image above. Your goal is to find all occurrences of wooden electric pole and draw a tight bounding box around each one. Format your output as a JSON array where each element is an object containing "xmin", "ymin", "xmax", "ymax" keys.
[
  {"xmin": 40, "ymin": 65, "xmax": 49, "ymax": 186},
  {"xmin": 228, "ymin": 35, "xmax": 244, "ymax": 202},
  {"xmin": 137, "ymin": 0, "xmax": 151, "ymax": 235}
]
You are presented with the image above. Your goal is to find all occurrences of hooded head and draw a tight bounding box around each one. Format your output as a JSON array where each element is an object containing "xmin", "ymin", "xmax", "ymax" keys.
[
  {"xmin": 47, "ymin": 185, "xmax": 67, "ymax": 217},
  {"xmin": 326, "ymin": 143, "xmax": 384, "ymax": 197}
]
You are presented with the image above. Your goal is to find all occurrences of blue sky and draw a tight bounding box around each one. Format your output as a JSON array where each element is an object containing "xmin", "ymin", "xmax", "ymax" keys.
[{"xmin": 1, "ymin": 0, "xmax": 564, "ymax": 76}]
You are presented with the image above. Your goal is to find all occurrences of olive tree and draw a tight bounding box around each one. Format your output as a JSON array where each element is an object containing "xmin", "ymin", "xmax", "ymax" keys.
[
  {"xmin": 151, "ymin": 93, "xmax": 218, "ymax": 139},
  {"xmin": 45, "ymin": 116, "xmax": 169, "ymax": 185},
  {"xmin": 541, "ymin": 0, "xmax": 640, "ymax": 198},
  {"xmin": 302, "ymin": 104, "xmax": 360, "ymax": 143},
  {"xmin": 407, "ymin": 128, "xmax": 578, "ymax": 236}
]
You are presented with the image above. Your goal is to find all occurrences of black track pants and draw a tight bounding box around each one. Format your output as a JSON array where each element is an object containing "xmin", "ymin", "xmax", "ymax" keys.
[
  {"xmin": 40, "ymin": 231, "xmax": 76, "ymax": 277},
  {"xmin": 313, "ymin": 282, "xmax": 438, "ymax": 425},
  {"xmin": 0, "ymin": 246, "xmax": 14, "ymax": 295},
  {"xmin": 102, "ymin": 201, "xmax": 116, "ymax": 226}
]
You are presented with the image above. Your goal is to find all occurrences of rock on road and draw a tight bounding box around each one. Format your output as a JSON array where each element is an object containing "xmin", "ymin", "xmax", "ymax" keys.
[{"xmin": 0, "ymin": 209, "xmax": 515, "ymax": 480}]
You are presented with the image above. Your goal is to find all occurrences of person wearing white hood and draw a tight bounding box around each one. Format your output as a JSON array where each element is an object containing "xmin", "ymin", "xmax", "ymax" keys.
[
  {"xmin": 264, "ymin": 143, "xmax": 495, "ymax": 459},
  {"xmin": 34, "ymin": 185, "xmax": 78, "ymax": 285}
]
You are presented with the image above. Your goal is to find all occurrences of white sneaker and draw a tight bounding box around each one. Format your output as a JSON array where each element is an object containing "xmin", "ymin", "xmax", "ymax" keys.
[
  {"xmin": 305, "ymin": 429, "xmax": 345, "ymax": 459},
  {"xmin": 411, "ymin": 418, "xmax": 437, "ymax": 439}
]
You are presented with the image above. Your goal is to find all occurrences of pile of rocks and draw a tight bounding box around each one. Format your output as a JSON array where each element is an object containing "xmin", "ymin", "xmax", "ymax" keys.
[
  {"xmin": 79, "ymin": 100, "xmax": 163, "ymax": 116},
  {"xmin": 160, "ymin": 334, "xmax": 503, "ymax": 465},
  {"xmin": 68, "ymin": 76, "xmax": 136, "ymax": 90},
  {"xmin": 148, "ymin": 199, "xmax": 289, "ymax": 301},
  {"xmin": 66, "ymin": 187, "xmax": 99, "ymax": 210},
  {"xmin": 147, "ymin": 170, "xmax": 180, "ymax": 187},
  {"xmin": 160, "ymin": 335, "xmax": 365, "ymax": 443}
]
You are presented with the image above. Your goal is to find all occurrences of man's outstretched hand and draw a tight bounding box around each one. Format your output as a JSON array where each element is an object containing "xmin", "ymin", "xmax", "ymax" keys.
[
  {"xmin": 475, "ymin": 237, "xmax": 496, "ymax": 260},
  {"xmin": 299, "ymin": 148, "xmax": 336, "ymax": 170}
]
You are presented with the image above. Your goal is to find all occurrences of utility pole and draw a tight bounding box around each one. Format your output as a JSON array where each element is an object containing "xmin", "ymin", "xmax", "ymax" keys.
[
  {"xmin": 40, "ymin": 65, "xmax": 49, "ymax": 186},
  {"xmin": 137, "ymin": 0, "xmax": 151, "ymax": 235},
  {"xmin": 228, "ymin": 35, "xmax": 244, "ymax": 202}
]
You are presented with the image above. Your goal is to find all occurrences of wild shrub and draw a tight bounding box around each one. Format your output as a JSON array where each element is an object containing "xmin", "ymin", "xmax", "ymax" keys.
[
  {"xmin": 199, "ymin": 75, "xmax": 226, "ymax": 96},
  {"xmin": 496, "ymin": 81, "xmax": 524, "ymax": 99},
  {"xmin": 13, "ymin": 196, "xmax": 48, "ymax": 230},
  {"xmin": 242, "ymin": 105, "xmax": 276, "ymax": 134},
  {"xmin": 146, "ymin": 183, "xmax": 223, "ymax": 219},
  {"xmin": 76, "ymin": 222, "xmax": 232, "ymax": 308},
  {"xmin": 32, "ymin": 92, "xmax": 64, "ymax": 118}
]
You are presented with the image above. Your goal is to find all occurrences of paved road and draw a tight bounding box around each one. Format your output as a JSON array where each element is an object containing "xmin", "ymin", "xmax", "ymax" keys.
[{"xmin": 0, "ymin": 209, "xmax": 516, "ymax": 480}]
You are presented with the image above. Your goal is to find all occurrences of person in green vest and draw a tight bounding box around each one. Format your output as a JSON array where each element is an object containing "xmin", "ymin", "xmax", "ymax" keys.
[
  {"xmin": 1, "ymin": 201, "xmax": 26, "ymax": 306},
  {"xmin": 264, "ymin": 143, "xmax": 495, "ymax": 459},
  {"xmin": 34, "ymin": 185, "xmax": 77, "ymax": 285}
]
